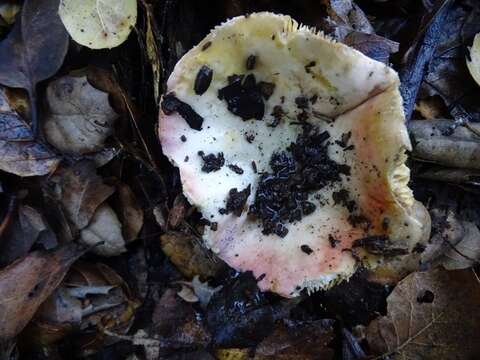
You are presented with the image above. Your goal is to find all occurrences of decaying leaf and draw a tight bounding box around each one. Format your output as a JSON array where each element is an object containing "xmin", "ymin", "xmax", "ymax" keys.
[
  {"xmin": 80, "ymin": 204, "xmax": 126, "ymax": 256},
  {"xmin": 0, "ymin": 3, "xmax": 21, "ymax": 25},
  {"xmin": 0, "ymin": 243, "xmax": 86, "ymax": 341},
  {"xmin": 0, "ymin": 0, "xmax": 69, "ymax": 132},
  {"xmin": 466, "ymin": 32, "xmax": 480, "ymax": 86},
  {"xmin": 143, "ymin": 2, "xmax": 162, "ymax": 104},
  {"xmin": 116, "ymin": 182, "xmax": 143, "ymax": 242},
  {"xmin": 49, "ymin": 161, "xmax": 115, "ymax": 229},
  {"xmin": 415, "ymin": 96, "xmax": 447, "ymax": 119},
  {"xmin": 0, "ymin": 204, "xmax": 57, "ymax": 267},
  {"xmin": 344, "ymin": 32, "xmax": 399, "ymax": 64},
  {"xmin": 438, "ymin": 221, "xmax": 480, "ymax": 270},
  {"xmin": 28, "ymin": 262, "xmax": 137, "ymax": 348},
  {"xmin": 44, "ymin": 74, "xmax": 118, "ymax": 155},
  {"xmin": 254, "ymin": 320, "xmax": 335, "ymax": 359},
  {"xmin": 167, "ymin": 194, "xmax": 189, "ymax": 229},
  {"xmin": 152, "ymin": 289, "xmax": 211, "ymax": 348},
  {"xmin": 58, "ymin": 0, "xmax": 137, "ymax": 49},
  {"xmin": 410, "ymin": 119, "xmax": 480, "ymax": 169},
  {"xmin": 160, "ymin": 232, "xmax": 223, "ymax": 279},
  {"xmin": 321, "ymin": 0, "xmax": 374, "ymax": 35},
  {"xmin": 366, "ymin": 268, "xmax": 480, "ymax": 359},
  {"xmin": 206, "ymin": 272, "xmax": 275, "ymax": 348},
  {"xmin": 421, "ymin": 2, "xmax": 480, "ymax": 121},
  {"xmin": 415, "ymin": 166, "xmax": 480, "ymax": 186},
  {"xmin": 0, "ymin": 112, "xmax": 60, "ymax": 176},
  {"xmin": 175, "ymin": 275, "xmax": 222, "ymax": 307}
]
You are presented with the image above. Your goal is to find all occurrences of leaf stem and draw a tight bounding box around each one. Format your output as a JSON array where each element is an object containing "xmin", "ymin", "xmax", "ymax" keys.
[{"xmin": 28, "ymin": 86, "xmax": 38, "ymax": 137}]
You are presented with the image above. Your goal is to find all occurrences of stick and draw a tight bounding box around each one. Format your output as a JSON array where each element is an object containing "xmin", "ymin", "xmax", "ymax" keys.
[{"xmin": 400, "ymin": 0, "xmax": 453, "ymax": 121}]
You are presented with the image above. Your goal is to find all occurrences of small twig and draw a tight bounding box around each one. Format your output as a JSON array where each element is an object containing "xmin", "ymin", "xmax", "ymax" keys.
[
  {"xmin": 400, "ymin": 0, "xmax": 453, "ymax": 121},
  {"xmin": 0, "ymin": 195, "xmax": 17, "ymax": 239},
  {"xmin": 28, "ymin": 87, "xmax": 38, "ymax": 137}
]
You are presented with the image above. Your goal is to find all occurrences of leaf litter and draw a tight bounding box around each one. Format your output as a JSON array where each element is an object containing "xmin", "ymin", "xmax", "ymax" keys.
[{"xmin": 0, "ymin": 0, "xmax": 480, "ymax": 358}]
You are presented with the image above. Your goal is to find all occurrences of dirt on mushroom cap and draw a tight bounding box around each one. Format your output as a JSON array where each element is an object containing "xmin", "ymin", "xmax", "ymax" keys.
[{"xmin": 158, "ymin": 12, "xmax": 430, "ymax": 297}]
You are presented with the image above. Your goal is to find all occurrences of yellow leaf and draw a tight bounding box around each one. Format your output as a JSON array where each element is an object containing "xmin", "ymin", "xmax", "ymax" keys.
[
  {"xmin": 59, "ymin": 0, "xmax": 137, "ymax": 49},
  {"xmin": 467, "ymin": 33, "xmax": 480, "ymax": 86}
]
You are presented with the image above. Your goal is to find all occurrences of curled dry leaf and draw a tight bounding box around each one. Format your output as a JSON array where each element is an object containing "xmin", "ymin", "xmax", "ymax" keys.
[
  {"xmin": 44, "ymin": 74, "xmax": 118, "ymax": 155},
  {"xmin": 80, "ymin": 204, "xmax": 126, "ymax": 256},
  {"xmin": 58, "ymin": 0, "xmax": 137, "ymax": 49},
  {"xmin": 116, "ymin": 183, "xmax": 143, "ymax": 242},
  {"xmin": 30, "ymin": 262, "xmax": 137, "ymax": 347},
  {"xmin": 50, "ymin": 160, "xmax": 115, "ymax": 229},
  {"xmin": 410, "ymin": 119, "xmax": 480, "ymax": 169},
  {"xmin": 160, "ymin": 232, "xmax": 223, "ymax": 279},
  {"xmin": 0, "ymin": 0, "xmax": 69, "ymax": 133},
  {"xmin": 438, "ymin": 221, "xmax": 480, "ymax": 270},
  {"xmin": 0, "ymin": 111, "xmax": 60, "ymax": 177},
  {"xmin": 466, "ymin": 33, "xmax": 480, "ymax": 87},
  {"xmin": 0, "ymin": 243, "xmax": 86, "ymax": 341},
  {"xmin": 416, "ymin": 166, "xmax": 480, "ymax": 186},
  {"xmin": 366, "ymin": 268, "xmax": 480, "ymax": 359},
  {"xmin": 175, "ymin": 275, "xmax": 222, "ymax": 307}
]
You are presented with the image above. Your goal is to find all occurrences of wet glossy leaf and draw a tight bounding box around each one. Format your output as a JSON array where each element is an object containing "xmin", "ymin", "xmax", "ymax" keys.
[{"xmin": 0, "ymin": 243, "xmax": 86, "ymax": 341}]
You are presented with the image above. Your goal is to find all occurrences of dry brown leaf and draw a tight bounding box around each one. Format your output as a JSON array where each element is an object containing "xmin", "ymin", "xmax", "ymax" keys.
[
  {"xmin": 0, "ymin": 111, "xmax": 60, "ymax": 177},
  {"xmin": 50, "ymin": 161, "xmax": 115, "ymax": 229},
  {"xmin": 344, "ymin": 32, "xmax": 399, "ymax": 64},
  {"xmin": 29, "ymin": 262, "xmax": 137, "ymax": 348},
  {"xmin": 116, "ymin": 183, "xmax": 143, "ymax": 242},
  {"xmin": 160, "ymin": 232, "xmax": 223, "ymax": 278},
  {"xmin": 44, "ymin": 74, "xmax": 118, "ymax": 155},
  {"xmin": 438, "ymin": 221, "xmax": 480, "ymax": 270},
  {"xmin": 0, "ymin": 243, "xmax": 86, "ymax": 341},
  {"xmin": 322, "ymin": 0, "xmax": 374, "ymax": 35},
  {"xmin": 0, "ymin": 0, "xmax": 69, "ymax": 134},
  {"xmin": 175, "ymin": 276, "xmax": 222, "ymax": 307},
  {"xmin": 80, "ymin": 204, "xmax": 126, "ymax": 256},
  {"xmin": 414, "ymin": 96, "xmax": 447, "ymax": 119},
  {"xmin": 0, "ymin": 204, "xmax": 57, "ymax": 266},
  {"xmin": 410, "ymin": 119, "xmax": 480, "ymax": 170},
  {"xmin": 366, "ymin": 268, "xmax": 480, "ymax": 359},
  {"xmin": 254, "ymin": 320, "xmax": 335, "ymax": 360},
  {"xmin": 167, "ymin": 194, "xmax": 189, "ymax": 229},
  {"xmin": 152, "ymin": 289, "xmax": 211, "ymax": 348}
]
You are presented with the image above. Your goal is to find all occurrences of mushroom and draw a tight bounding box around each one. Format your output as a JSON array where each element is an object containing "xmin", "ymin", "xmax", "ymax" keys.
[{"xmin": 158, "ymin": 13, "xmax": 430, "ymax": 297}]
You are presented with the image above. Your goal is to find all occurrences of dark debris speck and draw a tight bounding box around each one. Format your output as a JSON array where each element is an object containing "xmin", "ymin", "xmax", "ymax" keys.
[{"xmin": 198, "ymin": 151, "xmax": 225, "ymax": 172}]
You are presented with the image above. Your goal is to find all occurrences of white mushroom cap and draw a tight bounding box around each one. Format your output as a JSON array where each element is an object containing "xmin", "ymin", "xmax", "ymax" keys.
[{"xmin": 158, "ymin": 13, "xmax": 430, "ymax": 297}]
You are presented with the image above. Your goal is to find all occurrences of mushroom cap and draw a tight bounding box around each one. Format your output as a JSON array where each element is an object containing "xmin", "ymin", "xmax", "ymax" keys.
[{"xmin": 158, "ymin": 13, "xmax": 430, "ymax": 297}]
